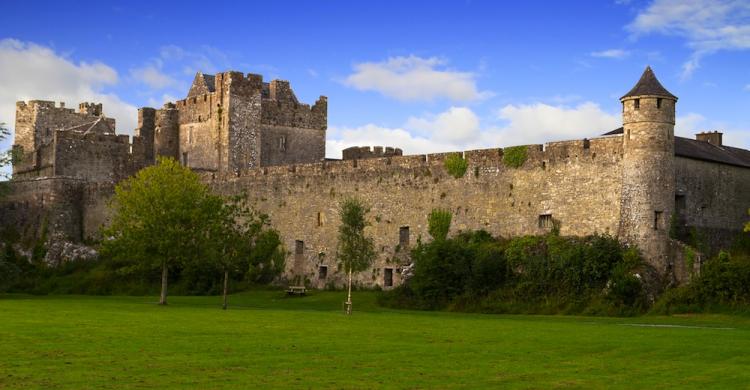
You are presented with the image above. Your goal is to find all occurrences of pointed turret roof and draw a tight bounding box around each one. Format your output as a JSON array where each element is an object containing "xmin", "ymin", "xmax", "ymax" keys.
[{"xmin": 621, "ymin": 66, "xmax": 676, "ymax": 100}]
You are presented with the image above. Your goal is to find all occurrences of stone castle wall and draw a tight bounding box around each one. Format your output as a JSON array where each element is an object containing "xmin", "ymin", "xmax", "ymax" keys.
[
  {"xmin": 675, "ymin": 157, "xmax": 750, "ymax": 251},
  {"xmin": 208, "ymin": 135, "xmax": 625, "ymax": 288}
]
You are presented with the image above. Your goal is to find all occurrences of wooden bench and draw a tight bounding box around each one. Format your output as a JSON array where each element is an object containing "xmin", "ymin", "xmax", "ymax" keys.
[{"xmin": 286, "ymin": 286, "xmax": 307, "ymax": 296}]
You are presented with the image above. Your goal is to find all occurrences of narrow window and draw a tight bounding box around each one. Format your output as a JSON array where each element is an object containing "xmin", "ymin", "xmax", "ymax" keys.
[
  {"xmin": 317, "ymin": 212, "xmax": 324, "ymax": 227},
  {"xmin": 675, "ymin": 195, "xmax": 686, "ymax": 214},
  {"xmin": 399, "ymin": 226, "xmax": 410, "ymax": 248},
  {"xmin": 295, "ymin": 240, "xmax": 304, "ymax": 255},
  {"xmin": 182, "ymin": 152, "xmax": 188, "ymax": 166},
  {"xmin": 583, "ymin": 139, "xmax": 590, "ymax": 149},
  {"xmin": 634, "ymin": 99, "xmax": 640, "ymax": 110},
  {"xmin": 318, "ymin": 265, "xmax": 328, "ymax": 280},
  {"xmin": 188, "ymin": 127, "xmax": 194, "ymax": 144},
  {"xmin": 279, "ymin": 136, "xmax": 286, "ymax": 152},
  {"xmin": 654, "ymin": 211, "xmax": 663, "ymax": 230},
  {"xmin": 384, "ymin": 268, "xmax": 393, "ymax": 287},
  {"xmin": 657, "ymin": 98, "xmax": 662, "ymax": 109},
  {"xmin": 538, "ymin": 214, "xmax": 553, "ymax": 229}
]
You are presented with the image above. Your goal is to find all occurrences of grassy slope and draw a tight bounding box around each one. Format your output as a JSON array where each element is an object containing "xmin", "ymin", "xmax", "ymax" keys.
[{"xmin": 1, "ymin": 291, "xmax": 749, "ymax": 389}]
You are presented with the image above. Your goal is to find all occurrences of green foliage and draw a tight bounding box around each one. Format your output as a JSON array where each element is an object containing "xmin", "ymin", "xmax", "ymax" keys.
[
  {"xmin": 745, "ymin": 208, "xmax": 749, "ymax": 232},
  {"xmin": 502, "ymin": 146, "xmax": 528, "ymax": 168},
  {"xmin": 653, "ymin": 249, "xmax": 750, "ymax": 314},
  {"xmin": 336, "ymin": 198, "xmax": 375, "ymax": 275},
  {"xmin": 427, "ymin": 208, "xmax": 452, "ymax": 241},
  {"xmin": 384, "ymin": 229, "xmax": 647, "ymax": 315},
  {"xmin": 0, "ymin": 245, "xmax": 21, "ymax": 292},
  {"xmin": 443, "ymin": 153, "xmax": 468, "ymax": 178},
  {"xmin": 684, "ymin": 245, "xmax": 696, "ymax": 273},
  {"xmin": 1, "ymin": 122, "xmax": 14, "ymax": 180}
]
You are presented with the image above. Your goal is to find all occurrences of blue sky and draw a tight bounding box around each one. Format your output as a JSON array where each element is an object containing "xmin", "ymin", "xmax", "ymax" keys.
[{"xmin": 0, "ymin": 0, "xmax": 748, "ymax": 160}]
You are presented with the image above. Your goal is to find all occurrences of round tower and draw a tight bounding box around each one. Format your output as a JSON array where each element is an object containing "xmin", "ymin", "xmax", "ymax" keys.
[{"xmin": 619, "ymin": 66, "xmax": 677, "ymax": 275}]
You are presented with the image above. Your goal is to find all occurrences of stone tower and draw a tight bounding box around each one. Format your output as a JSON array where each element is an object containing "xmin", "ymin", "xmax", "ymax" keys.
[{"xmin": 619, "ymin": 66, "xmax": 678, "ymax": 273}]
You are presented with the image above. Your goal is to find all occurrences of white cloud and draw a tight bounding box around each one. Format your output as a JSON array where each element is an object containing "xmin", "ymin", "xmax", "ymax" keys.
[
  {"xmin": 405, "ymin": 107, "xmax": 480, "ymax": 143},
  {"xmin": 0, "ymin": 39, "xmax": 137, "ymax": 141},
  {"xmin": 590, "ymin": 49, "xmax": 631, "ymax": 59},
  {"xmin": 343, "ymin": 55, "xmax": 491, "ymax": 102},
  {"xmin": 130, "ymin": 63, "xmax": 180, "ymax": 89},
  {"xmin": 326, "ymin": 102, "xmax": 620, "ymax": 158},
  {"xmin": 744, "ymin": 84, "xmax": 750, "ymax": 91},
  {"xmin": 627, "ymin": 0, "xmax": 750, "ymax": 79}
]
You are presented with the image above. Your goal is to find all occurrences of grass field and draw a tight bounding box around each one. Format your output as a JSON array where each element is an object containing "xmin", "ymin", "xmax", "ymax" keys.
[{"xmin": 1, "ymin": 291, "xmax": 750, "ymax": 389}]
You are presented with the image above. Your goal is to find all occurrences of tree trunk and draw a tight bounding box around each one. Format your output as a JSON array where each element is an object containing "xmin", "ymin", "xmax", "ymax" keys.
[
  {"xmin": 222, "ymin": 269, "xmax": 229, "ymax": 310},
  {"xmin": 159, "ymin": 261, "xmax": 168, "ymax": 305},
  {"xmin": 345, "ymin": 266, "xmax": 353, "ymax": 315}
]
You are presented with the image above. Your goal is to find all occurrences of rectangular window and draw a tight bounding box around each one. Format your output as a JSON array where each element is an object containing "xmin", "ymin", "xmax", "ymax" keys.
[
  {"xmin": 279, "ymin": 136, "xmax": 286, "ymax": 152},
  {"xmin": 295, "ymin": 240, "xmax": 304, "ymax": 255},
  {"xmin": 318, "ymin": 265, "xmax": 328, "ymax": 280},
  {"xmin": 538, "ymin": 214, "xmax": 553, "ymax": 229},
  {"xmin": 675, "ymin": 195, "xmax": 686, "ymax": 214},
  {"xmin": 317, "ymin": 212, "xmax": 324, "ymax": 227},
  {"xmin": 384, "ymin": 268, "xmax": 393, "ymax": 287},
  {"xmin": 634, "ymin": 99, "xmax": 640, "ymax": 110},
  {"xmin": 188, "ymin": 127, "xmax": 194, "ymax": 144},
  {"xmin": 657, "ymin": 98, "xmax": 663, "ymax": 109},
  {"xmin": 399, "ymin": 226, "xmax": 410, "ymax": 247},
  {"xmin": 182, "ymin": 152, "xmax": 188, "ymax": 166},
  {"xmin": 654, "ymin": 211, "xmax": 663, "ymax": 230}
]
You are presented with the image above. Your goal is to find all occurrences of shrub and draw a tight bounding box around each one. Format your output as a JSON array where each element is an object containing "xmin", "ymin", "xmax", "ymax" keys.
[
  {"xmin": 428, "ymin": 209, "xmax": 452, "ymax": 241},
  {"xmin": 502, "ymin": 146, "xmax": 528, "ymax": 168},
  {"xmin": 444, "ymin": 153, "xmax": 468, "ymax": 178}
]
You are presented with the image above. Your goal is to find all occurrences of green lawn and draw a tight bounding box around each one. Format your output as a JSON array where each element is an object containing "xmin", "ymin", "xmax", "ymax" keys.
[{"xmin": 1, "ymin": 291, "xmax": 749, "ymax": 389}]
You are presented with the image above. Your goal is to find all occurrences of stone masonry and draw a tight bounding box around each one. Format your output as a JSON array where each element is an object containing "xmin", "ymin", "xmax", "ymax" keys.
[{"xmin": 1, "ymin": 67, "xmax": 749, "ymax": 288}]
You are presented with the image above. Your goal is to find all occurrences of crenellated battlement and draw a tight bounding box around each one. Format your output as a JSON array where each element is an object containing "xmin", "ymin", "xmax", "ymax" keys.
[
  {"xmin": 207, "ymin": 136, "xmax": 624, "ymax": 183},
  {"xmin": 342, "ymin": 146, "xmax": 404, "ymax": 160}
]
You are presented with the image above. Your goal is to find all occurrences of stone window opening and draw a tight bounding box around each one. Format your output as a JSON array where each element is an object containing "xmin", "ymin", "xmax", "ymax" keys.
[
  {"xmin": 654, "ymin": 211, "xmax": 663, "ymax": 230},
  {"xmin": 634, "ymin": 99, "xmax": 640, "ymax": 110},
  {"xmin": 295, "ymin": 240, "xmax": 304, "ymax": 255},
  {"xmin": 318, "ymin": 265, "xmax": 328, "ymax": 280},
  {"xmin": 182, "ymin": 152, "xmax": 189, "ymax": 166},
  {"xmin": 538, "ymin": 214, "xmax": 553, "ymax": 229},
  {"xmin": 317, "ymin": 212, "xmax": 324, "ymax": 227},
  {"xmin": 384, "ymin": 268, "xmax": 393, "ymax": 287},
  {"xmin": 188, "ymin": 127, "xmax": 194, "ymax": 144},
  {"xmin": 399, "ymin": 226, "xmax": 410, "ymax": 248},
  {"xmin": 583, "ymin": 139, "xmax": 590, "ymax": 150},
  {"xmin": 279, "ymin": 136, "xmax": 286, "ymax": 152},
  {"xmin": 657, "ymin": 98, "xmax": 662, "ymax": 109},
  {"xmin": 675, "ymin": 194, "xmax": 686, "ymax": 214}
]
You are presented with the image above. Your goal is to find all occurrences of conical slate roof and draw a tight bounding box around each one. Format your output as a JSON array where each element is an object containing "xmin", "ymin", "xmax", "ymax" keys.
[{"xmin": 621, "ymin": 66, "xmax": 676, "ymax": 100}]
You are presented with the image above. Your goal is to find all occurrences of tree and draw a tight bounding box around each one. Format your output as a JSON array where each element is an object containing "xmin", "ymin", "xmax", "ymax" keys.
[
  {"xmin": 0, "ymin": 123, "xmax": 12, "ymax": 179},
  {"xmin": 101, "ymin": 157, "xmax": 217, "ymax": 305},
  {"xmin": 745, "ymin": 209, "xmax": 749, "ymax": 233},
  {"xmin": 428, "ymin": 208, "xmax": 452, "ymax": 241},
  {"xmin": 206, "ymin": 195, "xmax": 283, "ymax": 309},
  {"xmin": 337, "ymin": 198, "xmax": 375, "ymax": 315}
]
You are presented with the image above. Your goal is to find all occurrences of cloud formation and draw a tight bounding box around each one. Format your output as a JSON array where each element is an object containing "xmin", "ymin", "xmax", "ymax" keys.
[
  {"xmin": 343, "ymin": 55, "xmax": 491, "ymax": 102},
  {"xmin": 326, "ymin": 102, "xmax": 619, "ymax": 158},
  {"xmin": 590, "ymin": 49, "xmax": 631, "ymax": 59},
  {"xmin": 129, "ymin": 62, "xmax": 180, "ymax": 90},
  {"xmin": 628, "ymin": 0, "xmax": 750, "ymax": 78},
  {"xmin": 0, "ymin": 39, "xmax": 137, "ymax": 141}
]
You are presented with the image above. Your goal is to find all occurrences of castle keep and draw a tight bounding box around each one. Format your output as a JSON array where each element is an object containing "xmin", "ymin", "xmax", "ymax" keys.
[{"xmin": 2, "ymin": 67, "xmax": 749, "ymax": 287}]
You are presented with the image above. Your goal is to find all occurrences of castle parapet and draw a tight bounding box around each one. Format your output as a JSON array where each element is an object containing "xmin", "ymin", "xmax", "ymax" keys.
[{"xmin": 342, "ymin": 146, "xmax": 403, "ymax": 160}]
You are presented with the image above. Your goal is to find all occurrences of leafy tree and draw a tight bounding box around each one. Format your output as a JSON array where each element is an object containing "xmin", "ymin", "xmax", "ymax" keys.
[
  {"xmin": 101, "ymin": 157, "xmax": 217, "ymax": 305},
  {"xmin": 745, "ymin": 209, "xmax": 749, "ymax": 233},
  {"xmin": 0, "ymin": 123, "xmax": 12, "ymax": 179},
  {"xmin": 428, "ymin": 208, "xmax": 452, "ymax": 241},
  {"xmin": 337, "ymin": 197, "xmax": 375, "ymax": 314},
  {"xmin": 206, "ymin": 195, "xmax": 284, "ymax": 309}
]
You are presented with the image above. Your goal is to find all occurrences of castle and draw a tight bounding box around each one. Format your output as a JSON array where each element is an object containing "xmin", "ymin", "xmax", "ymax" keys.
[{"xmin": 2, "ymin": 68, "xmax": 749, "ymax": 288}]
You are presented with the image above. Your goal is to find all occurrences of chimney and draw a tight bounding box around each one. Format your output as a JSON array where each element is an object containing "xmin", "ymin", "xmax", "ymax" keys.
[{"xmin": 696, "ymin": 131, "xmax": 723, "ymax": 146}]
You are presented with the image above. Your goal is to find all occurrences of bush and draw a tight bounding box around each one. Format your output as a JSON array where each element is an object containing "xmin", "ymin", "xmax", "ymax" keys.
[
  {"xmin": 444, "ymin": 153, "xmax": 468, "ymax": 178},
  {"xmin": 653, "ymin": 250, "xmax": 750, "ymax": 314},
  {"xmin": 502, "ymin": 146, "xmax": 528, "ymax": 168},
  {"xmin": 428, "ymin": 209, "xmax": 452, "ymax": 241},
  {"xmin": 383, "ymin": 230, "xmax": 646, "ymax": 315}
]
